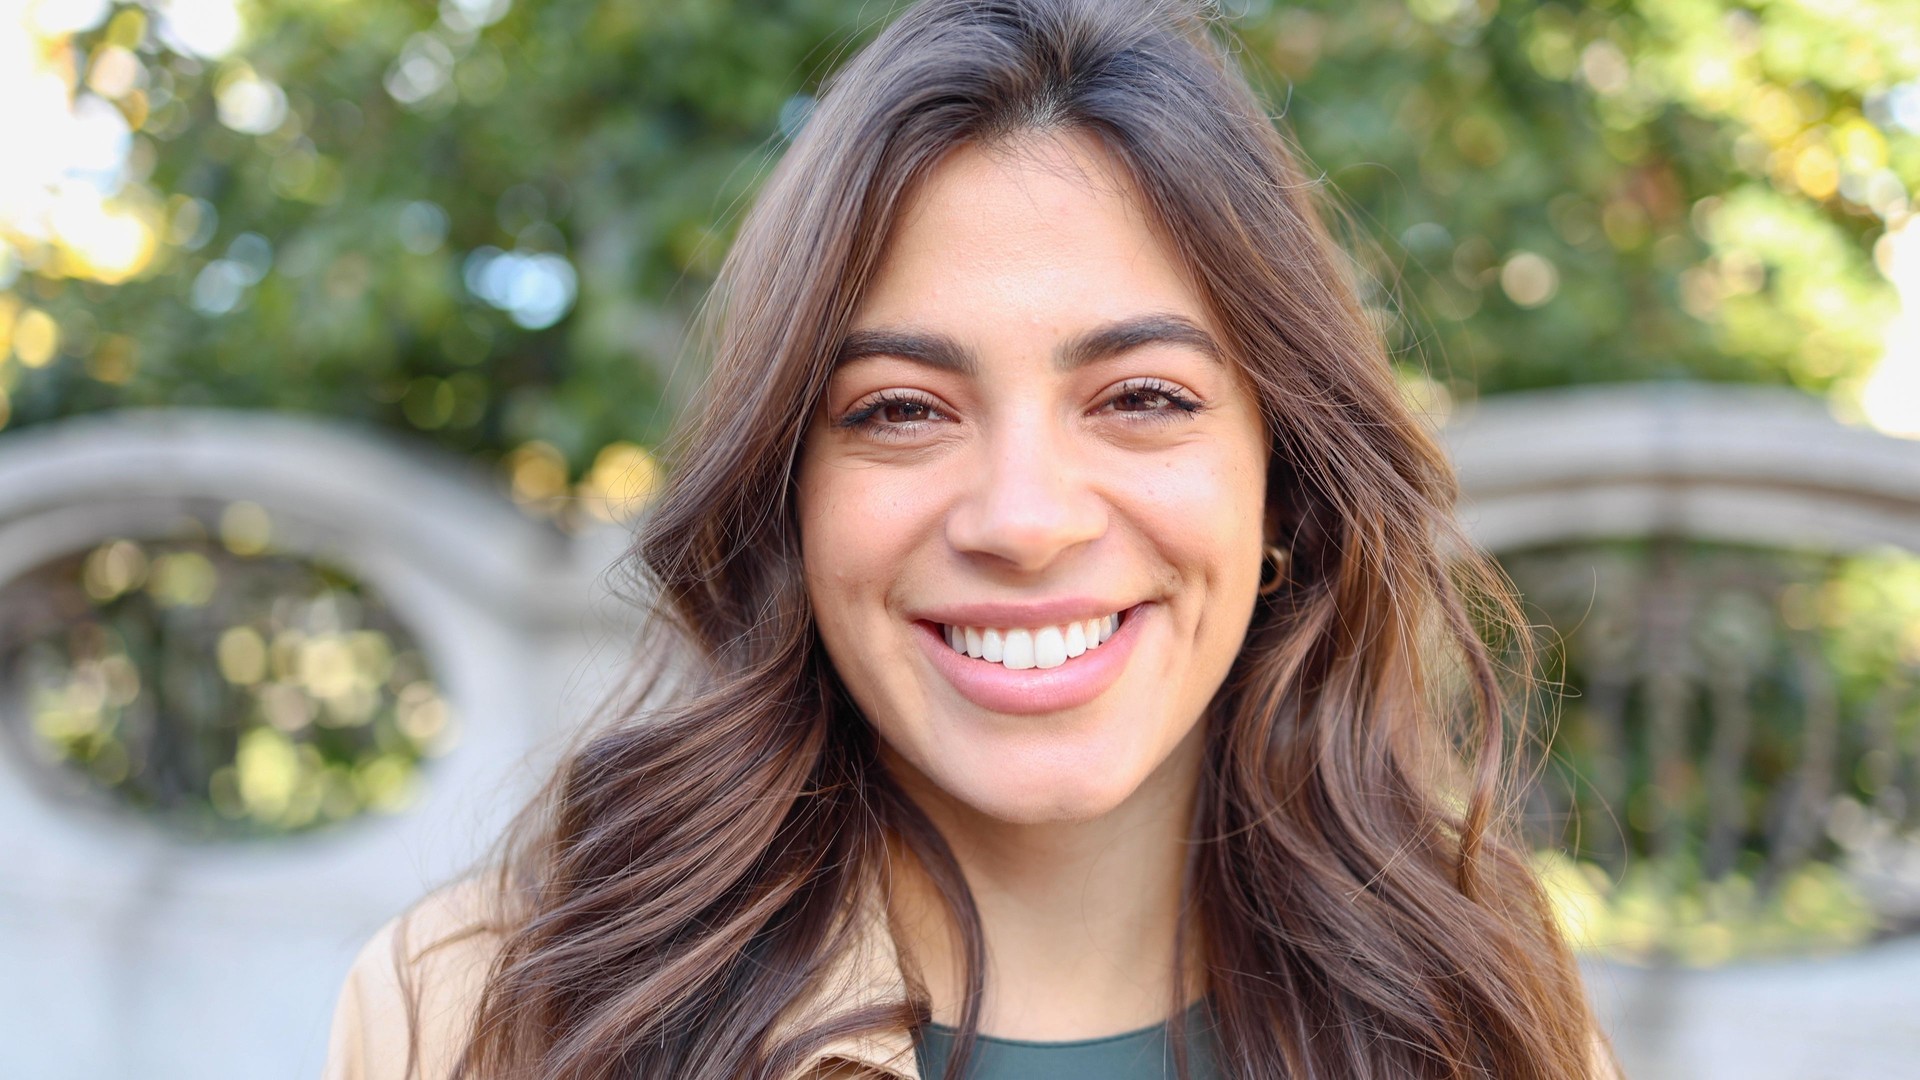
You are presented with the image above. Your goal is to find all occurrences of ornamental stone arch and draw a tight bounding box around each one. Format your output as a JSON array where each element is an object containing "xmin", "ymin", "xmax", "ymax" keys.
[
  {"xmin": 1443, "ymin": 383, "xmax": 1920, "ymax": 556},
  {"xmin": 0, "ymin": 409, "xmax": 638, "ymax": 1080}
]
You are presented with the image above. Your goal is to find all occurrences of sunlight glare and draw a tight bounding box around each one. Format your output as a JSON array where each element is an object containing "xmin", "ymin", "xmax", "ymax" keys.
[{"xmin": 1861, "ymin": 218, "xmax": 1920, "ymax": 438}]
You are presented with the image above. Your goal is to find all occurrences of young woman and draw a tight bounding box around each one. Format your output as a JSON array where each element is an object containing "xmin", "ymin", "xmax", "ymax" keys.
[{"xmin": 325, "ymin": 1, "xmax": 1619, "ymax": 1077}]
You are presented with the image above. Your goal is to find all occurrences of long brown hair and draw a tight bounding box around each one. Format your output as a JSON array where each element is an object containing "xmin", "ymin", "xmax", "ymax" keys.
[{"xmin": 440, "ymin": 1, "xmax": 1607, "ymax": 1076}]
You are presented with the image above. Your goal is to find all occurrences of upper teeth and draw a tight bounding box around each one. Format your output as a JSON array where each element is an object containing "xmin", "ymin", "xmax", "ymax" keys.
[{"xmin": 940, "ymin": 613, "xmax": 1122, "ymax": 670}]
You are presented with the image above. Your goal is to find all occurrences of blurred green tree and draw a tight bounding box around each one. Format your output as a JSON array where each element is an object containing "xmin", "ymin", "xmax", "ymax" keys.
[
  {"xmin": 2, "ymin": 0, "xmax": 1914, "ymax": 503},
  {"xmin": 1238, "ymin": 0, "xmax": 1915, "ymax": 405}
]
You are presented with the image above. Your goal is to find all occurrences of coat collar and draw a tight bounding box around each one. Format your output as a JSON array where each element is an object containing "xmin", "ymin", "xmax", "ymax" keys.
[{"xmin": 771, "ymin": 873, "xmax": 921, "ymax": 1079}]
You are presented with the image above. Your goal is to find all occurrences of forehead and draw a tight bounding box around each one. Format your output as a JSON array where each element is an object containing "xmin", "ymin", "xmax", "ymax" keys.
[{"xmin": 853, "ymin": 130, "xmax": 1210, "ymax": 333}]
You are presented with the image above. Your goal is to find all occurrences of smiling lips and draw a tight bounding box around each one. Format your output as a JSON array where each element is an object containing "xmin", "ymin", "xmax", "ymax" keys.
[
  {"xmin": 916, "ymin": 604, "xmax": 1144, "ymax": 715},
  {"xmin": 939, "ymin": 612, "xmax": 1121, "ymax": 670}
]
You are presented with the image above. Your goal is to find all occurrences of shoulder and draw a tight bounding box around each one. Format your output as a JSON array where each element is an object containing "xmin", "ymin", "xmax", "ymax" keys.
[{"xmin": 322, "ymin": 878, "xmax": 509, "ymax": 1080}]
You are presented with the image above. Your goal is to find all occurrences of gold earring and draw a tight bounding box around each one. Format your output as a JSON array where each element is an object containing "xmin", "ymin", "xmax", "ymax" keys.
[{"xmin": 1258, "ymin": 543, "xmax": 1289, "ymax": 596}]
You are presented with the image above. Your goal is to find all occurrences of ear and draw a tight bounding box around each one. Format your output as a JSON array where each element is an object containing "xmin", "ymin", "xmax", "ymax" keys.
[
  {"xmin": 1258, "ymin": 447, "xmax": 1293, "ymax": 550},
  {"xmin": 1261, "ymin": 498, "xmax": 1285, "ymax": 550}
]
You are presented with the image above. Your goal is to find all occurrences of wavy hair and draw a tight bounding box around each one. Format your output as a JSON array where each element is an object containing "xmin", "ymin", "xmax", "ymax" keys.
[{"xmin": 438, "ymin": 1, "xmax": 1608, "ymax": 1076}]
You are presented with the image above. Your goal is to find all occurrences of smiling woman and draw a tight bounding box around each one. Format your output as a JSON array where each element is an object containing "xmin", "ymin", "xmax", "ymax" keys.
[
  {"xmin": 323, "ymin": 2, "xmax": 1617, "ymax": 1078},
  {"xmin": 799, "ymin": 134, "xmax": 1269, "ymax": 835}
]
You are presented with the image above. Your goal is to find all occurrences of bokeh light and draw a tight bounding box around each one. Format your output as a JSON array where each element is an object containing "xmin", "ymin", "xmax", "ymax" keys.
[
  {"xmin": 1861, "ymin": 217, "xmax": 1920, "ymax": 437},
  {"xmin": 0, "ymin": 502, "xmax": 453, "ymax": 838}
]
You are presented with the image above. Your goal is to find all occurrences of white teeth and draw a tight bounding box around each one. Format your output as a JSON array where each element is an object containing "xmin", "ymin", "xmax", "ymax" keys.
[
  {"xmin": 937, "ymin": 608, "xmax": 1129, "ymax": 670},
  {"xmin": 1002, "ymin": 628, "xmax": 1035, "ymax": 669},
  {"xmin": 1064, "ymin": 621, "xmax": 1086, "ymax": 658},
  {"xmin": 1033, "ymin": 626, "xmax": 1067, "ymax": 669}
]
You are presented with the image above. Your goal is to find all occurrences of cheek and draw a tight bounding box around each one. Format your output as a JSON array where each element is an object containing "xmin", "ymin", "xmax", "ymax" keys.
[
  {"xmin": 796, "ymin": 454, "xmax": 938, "ymax": 757},
  {"xmin": 796, "ymin": 459, "xmax": 861, "ymax": 623},
  {"xmin": 1124, "ymin": 445, "xmax": 1267, "ymax": 586},
  {"xmin": 795, "ymin": 453, "xmax": 927, "ymax": 629},
  {"xmin": 1118, "ymin": 436, "xmax": 1268, "ymax": 709}
]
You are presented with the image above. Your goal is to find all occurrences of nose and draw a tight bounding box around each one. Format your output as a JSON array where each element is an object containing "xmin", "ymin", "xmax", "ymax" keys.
[{"xmin": 944, "ymin": 414, "xmax": 1107, "ymax": 573}]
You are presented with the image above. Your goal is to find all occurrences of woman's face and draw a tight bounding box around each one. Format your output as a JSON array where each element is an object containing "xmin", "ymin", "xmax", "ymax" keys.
[{"xmin": 796, "ymin": 131, "xmax": 1270, "ymax": 825}]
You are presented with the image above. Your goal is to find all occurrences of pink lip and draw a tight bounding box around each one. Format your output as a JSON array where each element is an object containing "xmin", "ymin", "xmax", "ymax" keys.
[{"xmin": 913, "ymin": 603, "xmax": 1148, "ymax": 716}]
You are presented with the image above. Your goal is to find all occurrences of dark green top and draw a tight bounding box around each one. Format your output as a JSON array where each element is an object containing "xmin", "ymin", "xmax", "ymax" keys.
[{"xmin": 913, "ymin": 1001, "xmax": 1220, "ymax": 1080}]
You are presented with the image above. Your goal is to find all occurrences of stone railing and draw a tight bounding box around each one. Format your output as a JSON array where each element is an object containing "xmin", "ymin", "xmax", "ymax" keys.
[{"xmin": 1444, "ymin": 384, "xmax": 1920, "ymax": 1080}]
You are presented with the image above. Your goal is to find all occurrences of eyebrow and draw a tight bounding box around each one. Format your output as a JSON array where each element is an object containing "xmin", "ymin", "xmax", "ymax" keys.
[{"xmin": 831, "ymin": 313, "xmax": 1223, "ymax": 377}]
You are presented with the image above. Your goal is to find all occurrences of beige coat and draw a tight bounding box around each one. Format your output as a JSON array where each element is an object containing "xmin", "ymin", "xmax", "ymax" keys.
[{"xmin": 321, "ymin": 879, "xmax": 919, "ymax": 1080}]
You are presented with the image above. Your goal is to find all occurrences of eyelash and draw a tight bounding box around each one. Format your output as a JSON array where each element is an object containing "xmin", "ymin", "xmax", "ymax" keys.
[
  {"xmin": 1103, "ymin": 378, "xmax": 1206, "ymax": 420},
  {"xmin": 835, "ymin": 378, "xmax": 1205, "ymax": 440},
  {"xmin": 833, "ymin": 388, "xmax": 944, "ymax": 434}
]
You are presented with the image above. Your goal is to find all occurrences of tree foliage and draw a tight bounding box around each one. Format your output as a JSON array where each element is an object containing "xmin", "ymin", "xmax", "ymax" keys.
[{"xmin": 2, "ymin": 0, "xmax": 1914, "ymax": 499}]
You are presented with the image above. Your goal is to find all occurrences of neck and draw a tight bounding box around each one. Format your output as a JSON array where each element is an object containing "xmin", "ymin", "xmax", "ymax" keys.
[{"xmin": 882, "ymin": 723, "xmax": 1208, "ymax": 1040}]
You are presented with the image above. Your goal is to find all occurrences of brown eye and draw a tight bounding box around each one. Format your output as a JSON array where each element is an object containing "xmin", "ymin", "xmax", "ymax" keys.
[
  {"xmin": 880, "ymin": 400, "xmax": 933, "ymax": 423},
  {"xmin": 835, "ymin": 391, "xmax": 951, "ymax": 440},
  {"xmin": 1113, "ymin": 389, "xmax": 1172, "ymax": 412},
  {"xmin": 1098, "ymin": 378, "xmax": 1203, "ymax": 422}
]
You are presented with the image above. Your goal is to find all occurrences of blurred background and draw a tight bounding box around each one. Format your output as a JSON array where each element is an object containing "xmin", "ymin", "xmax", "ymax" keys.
[{"xmin": 1, "ymin": 0, "xmax": 1917, "ymax": 1076}]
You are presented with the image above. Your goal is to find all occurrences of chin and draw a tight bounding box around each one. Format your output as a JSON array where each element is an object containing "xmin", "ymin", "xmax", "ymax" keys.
[
  {"xmin": 962, "ymin": 787, "xmax": 1132, "ymax": 826},
  {"xmin": 936, "ymin": 745, "xmax": 1149, "ymax": 825}
]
